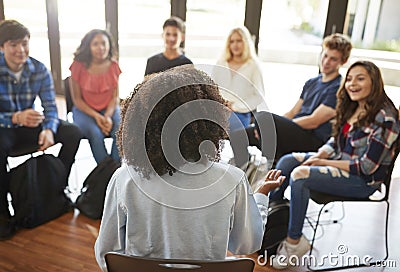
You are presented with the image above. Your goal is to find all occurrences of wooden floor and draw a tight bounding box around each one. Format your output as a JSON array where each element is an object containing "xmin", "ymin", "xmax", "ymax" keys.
[
  {"xmin": 1, "ymin": 155, "xmax": 399, "ymax": 271},
  {"xmin": 0, "ymin": 210, "xmax": 101, "ymax": 272}
]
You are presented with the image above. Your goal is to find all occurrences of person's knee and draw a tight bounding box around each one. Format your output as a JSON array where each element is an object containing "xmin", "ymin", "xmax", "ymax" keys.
[
  {"xmin": 292, "ymin": 152, "xmax": 307, "ymax": 162},
  {"xmin": 66, "ymin": 124, "xmax": 82, "ymax": 141},
  {"xmin": 84, "ymin": 124, "xmax": 105, "ymax": 140},
  {"xmin": 291, "ymin": 166, "xmax": 311, "ymax": 181},
  {"xmin": 276, "ymin": 152, "xmax": 305, "ymax": 169},
  {"xmin": 57, "ymin": 122, "xmax": 82, "ymax": 145}
]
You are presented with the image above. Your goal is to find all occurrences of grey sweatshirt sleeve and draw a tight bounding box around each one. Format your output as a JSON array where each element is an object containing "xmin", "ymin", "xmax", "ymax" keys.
[
  {"xmin": 94, "ymin": 170, "xmax": 127, "ymax": 271},
  {"xmin": 227, "ymin": 177, "xmax": 269, "ymax": 255}
]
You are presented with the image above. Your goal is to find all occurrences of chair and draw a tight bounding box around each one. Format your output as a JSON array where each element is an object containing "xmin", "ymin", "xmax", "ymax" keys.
[
  {"xmin": 105, "ymin": 253, "xmax": 255, "ymax": 272},
  {"xmin": 307, "ymin": 137, "xmax": 400, "ymax": 271},
  {"xmin": 63, "ymin": 77, "xmax": 73, "ymax": 117}
]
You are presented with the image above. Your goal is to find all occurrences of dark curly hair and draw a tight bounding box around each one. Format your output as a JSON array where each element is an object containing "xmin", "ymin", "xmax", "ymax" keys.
[
  {"xmin": 333, "ymin": 60, "xmax": 398, "ymax": 140},
  {"xmin": 73, "ymin": 29, "xmax": 117, "ymax": 67},
  {"xmin": 117, "ymin": 65, "xmax": 229, "ymax": 179}
]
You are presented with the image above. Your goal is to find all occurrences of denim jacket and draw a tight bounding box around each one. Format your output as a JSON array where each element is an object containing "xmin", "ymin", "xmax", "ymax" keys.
[{"xmin": 319, "ymin": 107, "xmax": 400, "ymax": 187}]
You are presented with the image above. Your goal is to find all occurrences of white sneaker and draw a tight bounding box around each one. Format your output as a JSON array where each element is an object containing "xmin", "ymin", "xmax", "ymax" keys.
[{"xmin": 271, "ymin": 235, "xmax": 311, "ymax": 270}]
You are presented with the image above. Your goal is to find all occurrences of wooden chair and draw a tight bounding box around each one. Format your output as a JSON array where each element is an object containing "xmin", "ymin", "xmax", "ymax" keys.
[
  {"xmin": 307, "ymin": 137, "xmax": 400, "ymax": 271},
  {"xmin": 105, "ymin": 253, "xmax": 255, "ymax": 272}
]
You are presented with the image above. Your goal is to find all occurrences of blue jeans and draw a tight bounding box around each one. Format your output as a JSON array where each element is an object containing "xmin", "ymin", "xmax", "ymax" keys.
[
  {"xmin": 72, "ymin": 106, "xmax": 120, "ymax": 164},
  {"xmin": 229, "ymin": 112, "xmax": 251, "ymax": 132},
  {"xmin": 270, "ymin": 153, "xmax": 377, "ymax": 240}
]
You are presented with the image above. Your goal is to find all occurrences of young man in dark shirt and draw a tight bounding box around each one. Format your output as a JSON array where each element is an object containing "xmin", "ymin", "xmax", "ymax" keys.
[
  {"xmin": 144, "ymin": 16, "xmax": 192, "ymax": 76},
  {"xmin": 230, "ymin": 33, "xmax": 353, "ymax": 167}
]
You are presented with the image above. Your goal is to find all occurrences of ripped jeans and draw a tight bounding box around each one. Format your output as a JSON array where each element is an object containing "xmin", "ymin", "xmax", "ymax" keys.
[{"xmin": 270, "ymin": 153, "xmax": 377, "ymax": 240}]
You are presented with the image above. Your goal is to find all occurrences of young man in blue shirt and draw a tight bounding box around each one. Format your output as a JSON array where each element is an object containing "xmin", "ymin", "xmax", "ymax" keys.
[
  {"xmin": 0, "ymin": 20, "xmax": 82, "ymax": 240},
  {"xmin": 230, "ymin": 33, "xmax": 353, "ymax": 167}
]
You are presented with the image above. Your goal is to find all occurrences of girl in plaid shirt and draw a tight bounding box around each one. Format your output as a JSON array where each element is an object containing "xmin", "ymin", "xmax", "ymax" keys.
[{"xmin": 269, "ymin": 60, "xmax": 400, "ymax": 270}]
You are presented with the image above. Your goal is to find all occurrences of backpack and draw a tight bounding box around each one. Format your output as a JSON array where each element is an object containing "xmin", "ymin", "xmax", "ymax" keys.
[
  {"xmin": 75, "ymin": 156, "xmax": 120, "ymax": 220},
  {"xmin": 258, "ymin": 199, "xmax": 290, "ymax": 257},
  {"xmin": 9, "ymin": 154, "xmax": 71, "ymax": 228}
]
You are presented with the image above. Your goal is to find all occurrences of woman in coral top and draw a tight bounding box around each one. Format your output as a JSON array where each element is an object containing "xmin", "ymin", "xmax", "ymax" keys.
[{"xmin": 69, "ymin": 29, "xmax": 121, "ymax": 164}]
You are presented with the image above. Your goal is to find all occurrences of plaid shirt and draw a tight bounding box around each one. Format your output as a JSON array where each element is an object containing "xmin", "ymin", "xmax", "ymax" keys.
[
  {"xmin": 319, "ymin": 107, "xmax": 400, "ymax": 187},
  {"xmin": 0, "ymin": 52, "xmax": 59, "ymax": 133}
]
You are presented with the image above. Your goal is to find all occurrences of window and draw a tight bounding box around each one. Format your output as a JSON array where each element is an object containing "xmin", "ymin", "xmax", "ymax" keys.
[
  {"xmin": 3, "ymin": 0, "xmax": 50, "ymax": 68},
  {"xmin": 185, "ymin": 0, "xmax": 246, "ymax": 64},
  {"xmin": 118, "ymin": 0, "xmax": 170, "ymax": 98},
  {"xmin": 258, "ymin": 0, "xmax": 328, "ymax": 61},
  {"xmin": 58, "ymin": 0, "xmax": 106, "ymax": 79}
]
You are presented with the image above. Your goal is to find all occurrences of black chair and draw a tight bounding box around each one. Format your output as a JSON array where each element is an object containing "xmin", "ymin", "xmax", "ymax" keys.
[
  {"xmin": 105, "ymin": 253, "xmax": 255, "ymax": 272},
  {"xmin": 307, "ymin": 137, "xmax": 400, "ymax": 271},
  {"xmin": 63, "ymin": 77, "xmax": 73, "ymax": 116}
]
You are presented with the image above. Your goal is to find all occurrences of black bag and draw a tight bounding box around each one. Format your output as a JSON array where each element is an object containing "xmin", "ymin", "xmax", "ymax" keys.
[
  {"xmin": 75, "ymin": 156, "xmax": 120, "ymax": 220},
  {"xmin": 258, "ymin": 199, "xmax": 290, "ymax": 257},
  {"xmin": 9, "ymin": 154, "xmax": 71, "ymax": 228}
]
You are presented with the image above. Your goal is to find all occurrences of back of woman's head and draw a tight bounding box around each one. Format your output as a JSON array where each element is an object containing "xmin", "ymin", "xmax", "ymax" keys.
[
  {"xmin": 118, "ymin": 65, "xmax": 229, "ymax": 178},
  {"xmin": 333, "ymin": 60, "xmax": 397, "ymax": 138},
  {"xmin": 73, "ymin": 29, "xmax": 117, "ymax": 67}
]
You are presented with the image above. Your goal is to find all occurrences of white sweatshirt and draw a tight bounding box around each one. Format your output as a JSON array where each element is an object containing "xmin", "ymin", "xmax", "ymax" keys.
[
  {"xmin": 94, "ymin": 161, "xmax": 269, "ymax": 271},
  {"xmin": 212, "ymin": 59, "xmax": 265, "ymax": 113}
]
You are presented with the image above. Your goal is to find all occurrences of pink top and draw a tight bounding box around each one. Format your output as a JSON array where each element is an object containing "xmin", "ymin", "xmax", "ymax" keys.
[{"xmin": 69, "ymin": 60, "xmax": 122, "ymax": 111}]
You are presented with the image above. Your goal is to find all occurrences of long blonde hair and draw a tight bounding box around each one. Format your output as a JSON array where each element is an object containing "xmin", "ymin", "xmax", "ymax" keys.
[{"xmin": 222, "ymin": 26, "xmax": 257, "ymax": 63}]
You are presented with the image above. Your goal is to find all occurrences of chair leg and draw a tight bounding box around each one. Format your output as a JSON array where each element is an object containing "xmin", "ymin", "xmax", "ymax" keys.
[
  {"xmin": 384, "ymin": 201, "xmax": 389, "ymax": 260},
  {"xmin": 332, "ymin": 202, "xmax": 345, "ymax": 224},
  {"xmin": 367, "ymin": 200, "xmax": 389, "ymax": 266},
  {"xmin": 307, "ymin": 203, "xmax": 326, "ymax": 269},
  {"xmin": 307, "ymin": 201, "xmax": 390, "ymax": 271}
]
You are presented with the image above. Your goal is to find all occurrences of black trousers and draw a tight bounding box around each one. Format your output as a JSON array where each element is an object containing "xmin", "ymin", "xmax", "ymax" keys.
[
  {"xmin": 0, "ymin": 120, "xmax": 82, "ymax": 215},
  {"xmin": 229, "ymin": 112, "xmax": 325, "ymax": 167}
]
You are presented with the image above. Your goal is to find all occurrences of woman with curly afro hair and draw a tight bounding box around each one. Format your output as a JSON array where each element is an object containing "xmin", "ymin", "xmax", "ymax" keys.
[{"xmin": 94, "ymin": 65, "xmax": 284, "ymax": 271}]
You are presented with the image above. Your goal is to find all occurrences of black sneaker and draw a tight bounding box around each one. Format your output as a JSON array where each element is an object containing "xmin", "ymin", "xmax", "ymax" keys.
[{"xmin": 0, "ymin": 216, "xmax": 16, "ymax": 241}]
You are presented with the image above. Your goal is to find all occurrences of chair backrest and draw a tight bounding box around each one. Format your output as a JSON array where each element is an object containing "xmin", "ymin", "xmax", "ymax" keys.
[
  {"xmin": 63, "ymin": 77, "xmax": 73, "ymax": 114},
  {"xmin": 381, "ymin": 135, "xmax": 400, "ymax": 201},
  {"xmin": 105, "ymin": 253, "xmax": 255, "ymax": 272}
]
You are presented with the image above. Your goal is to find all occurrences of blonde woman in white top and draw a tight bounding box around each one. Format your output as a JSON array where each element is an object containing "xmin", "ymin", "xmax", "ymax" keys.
[{"xmin": 212, "ymin": 26, "xmax": 265, "ymax": 132}]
